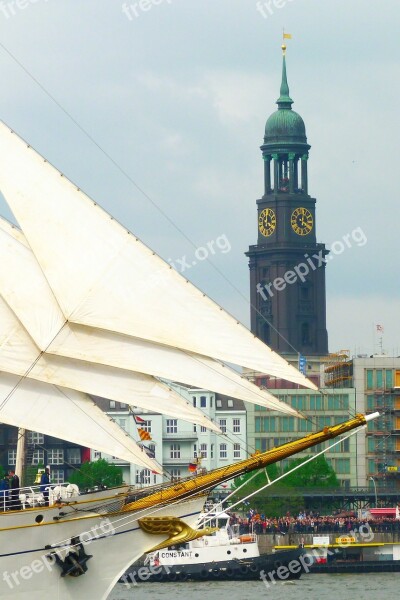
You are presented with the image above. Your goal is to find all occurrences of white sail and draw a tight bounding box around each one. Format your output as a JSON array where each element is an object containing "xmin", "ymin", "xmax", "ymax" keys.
[
  {"xmin": 0, "ymin": 217, "xmax": 302, "ymax": 417},
  {"xmin": 0, "ymin": 121, "xmax": 316, "ymax": 390},
  {"xmin": 0, "ymin": 373, "xmax": 160, "ymax": 471},
  {"xmin": 0, "ymin": 297, "xmax": 220, "ymax": 431}
]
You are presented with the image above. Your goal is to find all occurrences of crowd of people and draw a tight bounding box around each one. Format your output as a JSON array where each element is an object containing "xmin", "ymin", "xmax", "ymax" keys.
[{"xmin": 229, "ymin": 509, "xmax": 400, "ymax": 535}]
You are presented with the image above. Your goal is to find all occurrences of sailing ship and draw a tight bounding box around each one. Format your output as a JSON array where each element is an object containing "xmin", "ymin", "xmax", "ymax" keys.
[{"xmin": 0, "ymin": 120, "xmax": 377, "ymax": 599}]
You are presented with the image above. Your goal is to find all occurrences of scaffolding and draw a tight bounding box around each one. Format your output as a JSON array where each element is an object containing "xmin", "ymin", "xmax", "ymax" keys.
[{"xmin": 324, "ymin": 350, "xmax": 353, "ymax": 388}]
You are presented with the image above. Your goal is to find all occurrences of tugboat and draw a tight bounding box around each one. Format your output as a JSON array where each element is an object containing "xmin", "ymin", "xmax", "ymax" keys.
[{"xmin": 125, "ymin": 506, "xmax": 306, "ymax": 583}]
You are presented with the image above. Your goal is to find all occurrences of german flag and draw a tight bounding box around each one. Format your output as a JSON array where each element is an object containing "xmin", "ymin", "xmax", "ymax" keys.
[{"xmin": 188, "ymin": 463, "xmax": 197, "ymax": 472}]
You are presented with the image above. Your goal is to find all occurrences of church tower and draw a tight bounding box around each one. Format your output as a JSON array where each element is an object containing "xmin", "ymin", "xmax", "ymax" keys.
[{"xmin": 246, "ymin": 46, "xmax": 328, "ymax": 356}]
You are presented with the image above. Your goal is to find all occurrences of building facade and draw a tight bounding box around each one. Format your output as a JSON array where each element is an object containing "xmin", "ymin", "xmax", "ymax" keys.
[
  {"xmin": 0, "ymin": 425, "xmax": 86, "ymax": 485},
  {"xmin": 93, "ymin": 389, "xmax": 247, "ymax": 491},
  {"xmin": 246, "ymin": 387, "xmax": 358, "ymax": 488},
  {"xmin": 323, "ymin": 355, "xmax": 400, "ymax": 490}
]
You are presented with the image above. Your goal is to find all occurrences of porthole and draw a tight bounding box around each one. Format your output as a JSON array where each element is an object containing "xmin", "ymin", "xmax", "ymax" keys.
[{"xmin": 35, "ymin": 515, "xmax": 44, "ymax": 524}]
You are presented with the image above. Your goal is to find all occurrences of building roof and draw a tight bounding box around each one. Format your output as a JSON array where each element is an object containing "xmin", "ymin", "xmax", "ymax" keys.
[{"xmin": 215, "ymin": 394, "xmax": 246, "ymax": 411}]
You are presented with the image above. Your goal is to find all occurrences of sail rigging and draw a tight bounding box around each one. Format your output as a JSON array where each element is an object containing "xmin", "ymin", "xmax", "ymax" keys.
[
  {"xmin": 0, "ymin": 215, "xmax": 301, "ymax": 418},
  {"xmin": 0, "ymin": 121, "xmax": 316, "ymax": 390}
]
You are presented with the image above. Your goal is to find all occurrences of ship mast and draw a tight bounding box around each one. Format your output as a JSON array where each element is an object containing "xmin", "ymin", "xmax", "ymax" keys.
[
  {"xmin": 15, "ymin": 427, "xmax": 25, "ymax": 484},
  {"xmin": 124, "ymin": 413, "xmax": 378, "ymax": 512}
]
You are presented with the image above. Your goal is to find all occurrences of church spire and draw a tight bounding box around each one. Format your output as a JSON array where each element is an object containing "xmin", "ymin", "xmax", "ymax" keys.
[{"xmin": 276, "ymin": 45, "xmax": 293, "ymax": 109}]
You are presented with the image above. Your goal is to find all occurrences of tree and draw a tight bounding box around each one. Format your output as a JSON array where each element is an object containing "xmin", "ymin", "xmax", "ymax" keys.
[
  {"xmin": 69, "ymin": 459, "xmax": 123, "ymax": 489},
  {"xmin": 282, "ymin": 455, "xmax": 339, "ymax": 489}
]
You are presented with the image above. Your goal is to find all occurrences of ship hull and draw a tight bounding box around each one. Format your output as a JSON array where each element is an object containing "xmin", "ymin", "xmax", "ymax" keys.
[
  {"xmin": 124, "ymin": 548, "xmax": 306, "ymax": 583},
  {"xmin": 0, "ymin": 495, "xmax": 206, "ymax": 599}
]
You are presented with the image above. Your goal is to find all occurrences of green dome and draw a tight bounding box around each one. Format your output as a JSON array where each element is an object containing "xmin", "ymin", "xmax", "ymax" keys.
[{"xmin": 264, "ymin": 109, "xmax": 307, "ymax": 144}]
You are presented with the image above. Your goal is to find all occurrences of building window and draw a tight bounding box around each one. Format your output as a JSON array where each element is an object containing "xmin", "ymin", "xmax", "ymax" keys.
[
  {"xmin": 255, "ymin": 416, "xmax": 276, "ymax": 433},
  {"xmin": 27, "ymin": 432, "xmax": 44, "ymax": 445},
  {"xmin": 94, "ymin": 451, "xmax": 102, "ymax": 460},
  {"xmin": 233, "ymin": 444, "xmax": 241, "ymax": 459},
  {"xmin": 141, "ymin": 420, "xmax": 151, "ymax": 433},
  {"xmin": 51, "ymin": 469, "xmax": 65, "ymax": 484},
  {"xmin": 301, "ymin": 323, "xmax": 311, "ymax": 345},
  {"xmin": 200, "ymin": 426, "xmax": 207, "ymax": 433},
  {"xmin": 171, "ymin": 468, "xmax": 181, "ymax": 481},
  {"xmin": 233, "ymin": 419, "xmax": 241, "ymax": 433},
  {"xmin": 386, "ymin": 370, "xmax": 393, "ymax": 388},
  {"xmin": 32, "ymin": 449, "xmax": 45, "ymax": 465},
  {"xmin": 66, "ymin": 448, "xmax": 81, "ymax": 465},
  {"xmin": 227, "ymin": 399, "xmax": 233, "ymax": 408},
  {"xmin": 136, "ymin": 469, "xmax": 151, "ymax": 485},
  {"xmin": 200, "ymin": 396, "xmax": 207, "ymax": 408},
  {"xmin": 216, "ymin": 399, "xmax": 222, "ymax": 408},
  {"xmin": 166, "ymin": 419, "xmax": 177, "ymax": 434},
  {"xmin": 118, "ymin": 418, "xmax": 127, "ymax": 431},
  {"xmin": 193, "ymin": 425, "xmax": 197, "ymax": 433},
  {"xmin": 334, "ymin": 458, "xmax": 350, "ymax": 475},
  {"xmin": 120, "ymin": 403, "xmax": 127, "ymax": 408},
  {"xmin": 219, "ymin": 419, "xmax": 227, "ymax": 433},
  {"xmin": 211, "ymin": 444, "xmax": 214, "ymax": 459},
  {"xmin": 316, "ymin": 416, "xmax": 331, "ymax": 429},
  {"xmin": 48, "ymin": 449, "xmax": 64, "ymax": 465},
  {"xmin": 200, "ymin": 443, "xmax": 207, "ymax": 458},
  {"xmin": 193, "ymin": 443, "xmax": 197, "ymax": 458},
  {"xmin": 376, "ymin": 370, "xmax": 383, "ymax": 389},
  {"xmin": 219, "ymin": 444, "xmax": 227, "ymax": 459},
  {"xmin": 170, "ymin": 444, "xmax": 180, "ymax": 459},
  {"xmin": 193, "ymin": 397, "xmax": 196, "ymax": 407},
  {"xmin": 109, "ymin": 400, "xmax": 116, "ymax": 408},
  {"xmin": 210, "ymin": 396, "xmax": 213, "ymax": 408},
  {"xmin": 310, "ymin": 395, "xmax": 323, "ymax": 411},
  {"xmin": 298, "ymin": 418, "xmax": 313, "ymax": 432},
  {"xmin": 366, "ymin": 370, "xmax": 374, "ymax": 390},
  {"xmin": 8, "ymin": 449, "xmax": 16, "ymax": 466},
  {"xmin": 281, "ymin": 417, "xmax": 295, "ymax": 432}
]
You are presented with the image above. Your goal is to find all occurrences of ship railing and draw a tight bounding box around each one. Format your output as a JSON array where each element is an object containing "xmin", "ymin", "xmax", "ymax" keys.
[{"xmin": 0, "ymin": 482, "xmax": 80, "ymax": 511}]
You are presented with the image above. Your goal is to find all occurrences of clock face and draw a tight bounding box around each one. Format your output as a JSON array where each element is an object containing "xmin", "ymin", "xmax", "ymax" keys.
[
  {"xmin": 258, "ymin": 208, "xmax": 276, "ymax": 237},
  {"xmin": 291, "ymin": 207, "xmax": 313, "ymax": 236}
]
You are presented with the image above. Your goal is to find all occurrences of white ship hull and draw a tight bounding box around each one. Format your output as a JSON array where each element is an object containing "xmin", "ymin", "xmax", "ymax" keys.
[{"xmin": 0, "ymin": 496, "xmax": 206, "ymax": 599}]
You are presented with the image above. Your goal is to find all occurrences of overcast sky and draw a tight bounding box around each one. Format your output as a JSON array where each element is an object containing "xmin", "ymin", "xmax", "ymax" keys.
[{"xmin": 0, "ymin": 0, "xmax": 399, "ymax": 358}]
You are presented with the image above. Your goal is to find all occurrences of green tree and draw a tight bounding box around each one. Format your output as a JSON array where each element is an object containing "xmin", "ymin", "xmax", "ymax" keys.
[
  {"xmin": 283, "ymin": 455, "xmax": 339, "ymax": 489},
  {"xmin": 232, "ymin": 464, "xmax": 280, "ymax": 499},
  {"xmin": 69, "ymin": 459, "xmax": 123, "ymax": 489}
]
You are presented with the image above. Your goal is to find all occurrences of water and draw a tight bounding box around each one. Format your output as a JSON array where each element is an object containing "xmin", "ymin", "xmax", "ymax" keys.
[{"xmin": 109, "ymin": 573, "xmax": 398, "ymax": 599}]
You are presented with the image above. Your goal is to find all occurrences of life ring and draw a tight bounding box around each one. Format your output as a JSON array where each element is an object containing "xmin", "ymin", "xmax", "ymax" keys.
[
  {"xmin": 239, "ymin": 565, "xmax": 249, "ymax": 575},
  {"xmin": 226, "ymin": 567, "xmax": 235, "ymax": 578},
  {"xmin": 168, "ymin": 572, "xmax": 177, "ymax": 582},
  {"xmin": 200, "ymin": 569, "xmax": 209, "ymax": 579},
  {"xmin": 211, "ymin": 569, "xmax": 220, "ymax": 578},
  {"xmin": 154, "ymin": 572, "xmax": 164, "ymax": 582},
  {"xmin": 178, "ymin": 572, "xmax": 188, "ymax": 581}
]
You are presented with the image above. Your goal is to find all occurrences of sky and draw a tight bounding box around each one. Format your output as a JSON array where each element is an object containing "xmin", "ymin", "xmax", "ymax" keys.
[{"xmin": 0, "ymin": 0, "xmax": 399, "ymax": 358}]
